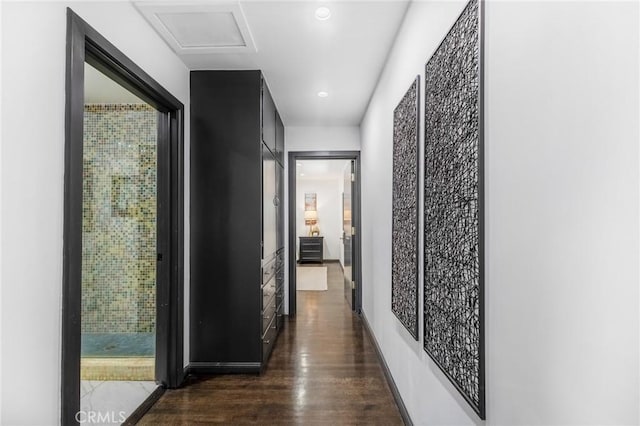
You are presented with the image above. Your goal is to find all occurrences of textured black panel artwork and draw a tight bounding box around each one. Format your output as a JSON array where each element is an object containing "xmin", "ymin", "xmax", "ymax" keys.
[
  {"xmin": 423, "ymin": 0, "xmax": 485, "ymax": 419},
  {"xmin": 391, "ymin": 77, "xmax": 420, "ymax": 340}
]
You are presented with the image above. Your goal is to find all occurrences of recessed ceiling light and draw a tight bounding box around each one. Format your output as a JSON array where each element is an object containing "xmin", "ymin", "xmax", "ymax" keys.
[
  {"xmin": 315, "ymin": 7, "xmax": 331, "ymax": 21},
  {"xmin": 300, "ymin": 173, "xmax": 305, "ymax": 176},
  {"xmin": 297, "ymin": 163, "xmax": 302, "ymax": 166},
  {"xmin": 317, "ymin": 91, "xmax": 329, "ymax": 98}
]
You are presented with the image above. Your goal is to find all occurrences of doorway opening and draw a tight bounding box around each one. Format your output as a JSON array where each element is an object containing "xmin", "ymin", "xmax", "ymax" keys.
[
  {"xmin": 63, "ymin": 9, "xmax": 184, "ymax": 425},
  {"xmin": 79, "ymin": 61, "xmax": 159, "ymax": 416},
  {"xmin": 288, "ymin": 152, "xmax": 362, "ymax": 317}
]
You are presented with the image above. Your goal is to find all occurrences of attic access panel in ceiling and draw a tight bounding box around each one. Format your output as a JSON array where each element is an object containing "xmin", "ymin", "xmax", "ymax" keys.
[{"xmin": 134, "ymin": 2, "xmax": 257, "ymax": 54}]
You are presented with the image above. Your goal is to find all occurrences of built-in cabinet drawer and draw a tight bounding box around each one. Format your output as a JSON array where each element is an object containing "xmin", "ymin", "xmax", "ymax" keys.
[
  {"xmin": 261, "ymin": 297, "xmax": 277, "ymax": 335},
  {"xmin": 274, "ymin": 247, "xmax": 285, "ymax": 333},
  {"xmin": 276, "ymin": 296, "xmax": 284, "ymax": 330},
  {"xmin": 276, "ymin": 249, "xmax": 284, "ymax": 268},
  {"xmin": 262, "ymin": 256, "xmax": 277, "ymax": 284},
  {"xmin": 262, "ymin": 275, "xmax": 276, "ymax": 310},
  {"xmin": 262, "ymin": 314, "xmax": 277, "ymax": 361},
  {"xmin": 275, "ymin": 290, "xmax": 284, "ymax": 312}
]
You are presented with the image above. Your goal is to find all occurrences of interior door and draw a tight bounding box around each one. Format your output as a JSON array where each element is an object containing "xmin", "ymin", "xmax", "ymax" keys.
[{"xmin": 343, "ymin": 161, "xmax": 355, "ymax": 309}]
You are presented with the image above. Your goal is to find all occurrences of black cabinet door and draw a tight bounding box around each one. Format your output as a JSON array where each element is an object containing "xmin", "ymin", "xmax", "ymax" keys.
[
  {"xmin": 276, "ymin": 164, "xmax": 284, "ymax": 250},
  {"xmin": 262, "ymin": 145, "xmax": 277, "ymax": 259},
  {"xmin": 190, "ymin": 70, "xmax": 285, "ymax": 372},
  {"xmin": 190, "ymin": 70, "xmax": 262, "ymax": 364},
  {"xmin": 275, "ymin": 110, "xmax": 284, "ymax": 165},
  {"xmin": 262, "ymin": 80, "xmax": 276, "ymax": 153}
]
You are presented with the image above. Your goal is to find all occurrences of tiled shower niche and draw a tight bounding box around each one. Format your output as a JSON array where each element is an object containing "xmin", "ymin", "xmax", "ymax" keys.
[{"xmin": 81, "ymin": 104, "xmax": 157, "ymax": 339}]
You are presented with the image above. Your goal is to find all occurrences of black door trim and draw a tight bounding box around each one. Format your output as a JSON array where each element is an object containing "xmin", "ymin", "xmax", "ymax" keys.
[
  {"xmin": 287, "ymin": 151, "xmax": 362, "ymax": 316},
  {"xmin": 63, "ymin": 9, "xmax": 184, "ymax": 425}
]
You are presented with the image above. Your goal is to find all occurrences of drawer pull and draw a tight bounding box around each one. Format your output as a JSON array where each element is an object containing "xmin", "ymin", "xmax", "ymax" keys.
[{"xmin": 264, "ymin": 339, "xmax": 270, "ymax": 345}]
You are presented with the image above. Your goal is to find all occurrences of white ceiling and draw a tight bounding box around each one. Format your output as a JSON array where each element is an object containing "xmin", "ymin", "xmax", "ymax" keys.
[
  {"xmin": 133, "ymin": 0, "xmax": 410, "ymax": 126},
  {"xmin": 297, "ymin": 159, "xmax": 350, "ymax": 181}
]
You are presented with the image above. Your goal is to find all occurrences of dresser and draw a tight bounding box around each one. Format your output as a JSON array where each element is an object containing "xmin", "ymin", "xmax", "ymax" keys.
[
  {"xmin": 299, "ymin": 236, "xmax": 324, "ymax": 264},
  {"xmin": 190, "ymin": 70, "xmax": 285, "ymax": 374}
]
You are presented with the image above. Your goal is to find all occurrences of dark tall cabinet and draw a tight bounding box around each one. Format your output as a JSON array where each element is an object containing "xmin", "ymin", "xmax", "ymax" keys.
[{"xmin": 190, "ymin": 70, "xmax": 285, "ymax": 373}]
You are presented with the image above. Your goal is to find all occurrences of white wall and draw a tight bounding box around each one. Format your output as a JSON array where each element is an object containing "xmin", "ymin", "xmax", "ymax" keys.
[
  {"xmin": 1, "ymin": 2, "xmax": 190, "ymax": 424},
  {"xmin": 286, "ymin": 126, "xmax": 361, "ymax": 152},
  {"xmin": 296, "ymin": 178, "xmax": 343, "ymax": 260},
  {"xmin": 283, "ymin": 126, "xmax": 360, "ymax": 314},
  {"xmin": 484, "ymin": 1, "xmax": 638, "ymax": 423},
  {"xmin": 360, "ymin": 1, "xmax": 639, "ymax": 425},
  {"xmin": 0, "ymin": 1, "xmax": 4, "ymax": 421}
]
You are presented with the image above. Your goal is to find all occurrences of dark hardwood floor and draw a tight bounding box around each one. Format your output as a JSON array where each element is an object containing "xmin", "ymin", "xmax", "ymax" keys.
[{"xmin": 139, "ymin": 262, "xmax": 403, "ymax": 425}]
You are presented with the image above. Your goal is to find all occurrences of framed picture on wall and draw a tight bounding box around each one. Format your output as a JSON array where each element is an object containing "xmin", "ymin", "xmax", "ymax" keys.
[{"xmin": 304, "ymin": 193, "xmax": 317, "ymax": 211}]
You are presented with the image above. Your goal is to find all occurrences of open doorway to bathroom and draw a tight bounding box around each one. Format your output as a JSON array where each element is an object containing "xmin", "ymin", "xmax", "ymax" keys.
[
  {"xmin": 288, "ymin": 152, "xmax": 362, "ymax": 317},
  {"xmin": 63, "ymin": 10, "xmax": 184, "ymax": 425},
  {"xmin": 78, "ymin": 61, "xmax": 159, "ymax": 420}
]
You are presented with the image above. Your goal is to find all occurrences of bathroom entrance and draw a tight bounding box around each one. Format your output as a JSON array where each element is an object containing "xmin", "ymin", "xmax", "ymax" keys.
[
  {"xmin": 79, "ymin": 61, "xmax": 159, "ymax": 417},
  {"xmin": 63, "ymin": 10, "xmax": 184, "ymax": 425}
]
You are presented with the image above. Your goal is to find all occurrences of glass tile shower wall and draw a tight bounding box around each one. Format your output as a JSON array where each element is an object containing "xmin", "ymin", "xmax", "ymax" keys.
[{"xmin": 81, "ymin": 89, "xmax": 158, "ymax": 380}]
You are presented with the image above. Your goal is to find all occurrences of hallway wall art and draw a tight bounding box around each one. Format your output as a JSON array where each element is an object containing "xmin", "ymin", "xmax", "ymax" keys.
[
  {"xmin": 391, "ymin": 76, "xmax": 420, "ymax": 340},
  {"xmin": 423, "ymin": 0, "xmax": 485, "ymax": 418}
]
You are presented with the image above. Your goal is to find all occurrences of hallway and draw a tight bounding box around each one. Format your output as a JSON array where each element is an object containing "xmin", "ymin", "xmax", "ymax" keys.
[{"xmin": 139, "ymin": 262, "xmax": 404, "ymax": 424}]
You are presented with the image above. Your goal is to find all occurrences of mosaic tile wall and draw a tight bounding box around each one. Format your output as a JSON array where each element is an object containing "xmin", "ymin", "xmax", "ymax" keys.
[
  {"xmin": 391, "ymin": 77, "xmax": 420, "ymax": 340},
  {"xmin": 81, "ymin": 104, "xmax": 157, "ymax": 334},
  {"xmin": 423, "ymin": 0, "xmax": 484, "ymax": 417}
]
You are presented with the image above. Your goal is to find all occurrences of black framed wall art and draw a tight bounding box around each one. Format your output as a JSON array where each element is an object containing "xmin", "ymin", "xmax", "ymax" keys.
[
  {"xmin": 423, "ymin": 0, "xmax": 485, "ymax": 418},
  {"xmin": 391, "ymin": 76, "xmax": 420, "ymax": 340}
]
